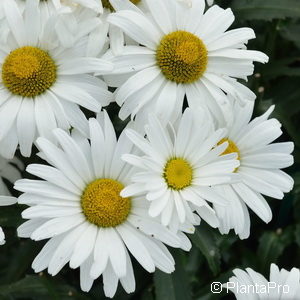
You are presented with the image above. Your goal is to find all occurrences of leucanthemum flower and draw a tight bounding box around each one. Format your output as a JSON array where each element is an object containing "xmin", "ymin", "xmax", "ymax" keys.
[
  {"xmin": 0, "ymin": 155, "xmax": 23, "ymax": 245},
  {"xmin": 105, "ymin": 0, "xmax": 268, "ymax": 124},
  {"xmin": 15, "ymin": 111, "xmax": 181, "ymax": 298},
  {"xmin": 121, "ymin": 108, "xmax": 240, "ymax": 232},
  {"xmin": 0, "ymin": 0, "xmax": 113, "ymax": 159},
  {"xmin": 226, "ymin": 264, "xmax": 300, "ymax": 299},
  {"xmin": 212, "ymin": 100, "xmax": 294, "ymax": 239},
  {"xmin": 86, "ymin": 0, "xmax": 147, "ymax": 57}
]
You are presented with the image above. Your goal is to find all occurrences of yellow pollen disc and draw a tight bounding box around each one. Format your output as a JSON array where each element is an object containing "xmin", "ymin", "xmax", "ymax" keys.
[
  {"xmin": 2, "ymin": 46, "xmax": 57, "ymax": 97},
  {"xmin": 164, "ymin": 158, "xmax": 193, "ymax": 190},
  {"xmin": 102, "ymin": 0, "xmax": 140, "ymax": 11},
  {"xmin": 156, "ymin": 30, "xmax": 208, "ymax": 84},
  {"xmin": 218, "ymin": 138, "xmax": 240, "ymax": 172},
  {"xmin": 81, "ymin": 178, "xmax": 131, "ymax": 228}
]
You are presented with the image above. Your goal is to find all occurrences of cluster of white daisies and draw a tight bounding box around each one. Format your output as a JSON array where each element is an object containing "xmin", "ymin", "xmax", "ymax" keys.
[{"xmin": 0, "ymin": 0, "xmax": 297, "ymax": 298}]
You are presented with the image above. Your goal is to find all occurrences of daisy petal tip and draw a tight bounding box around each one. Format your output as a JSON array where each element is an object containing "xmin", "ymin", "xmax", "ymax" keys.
[
  {"xmin": 148, "ymin": 209, "xmax": 160, "ymax": 218},
  {"xmin": 145, "ymin": 194, "xmax": 153, "ymax": 201},
  {"xmin": 188, "ymin": 227, "xmax": 195, "ymax": 234},
  {"xmin": 35, "ymin": 136, "xmax": 45, "ymax": 146},
  {"xmin": 88, "ymin": 117, "xmax": 98, "ymax": 126},
  {"xmin": 148, "ymin": 265, "xmax": 156, "ymax": 273},
  {"xmin": 69, "ymin": 260, "xmax": 79, "ymax": 270},
  {"xmin": 120, "ymin": 189, "xmax": 130, "ymax": 198},
  {"xmin": 120, "ymin": 153, "xmax": 129, "ymax": 162},
  {"xmin": 185, "ymin": 245, "xmax": 192, "ymax": 252},
  {"xmin": 81, "ymin": 284, "xmax": 92, "ymax": 293},
  {"xmin": 164, "ymin": 266, "xmax": 175, "ymax": 274}
]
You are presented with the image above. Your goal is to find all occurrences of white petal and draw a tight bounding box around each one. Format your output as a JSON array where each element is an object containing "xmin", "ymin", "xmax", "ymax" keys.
[
  {"xmin": 36, "ymin": 137, "xmax": 86, "ymax": 190},
  {"xmin": 53, "ymin": 129, "xmax": 93, "ymax": 183},
  {"xmin": 106, "ymin": 228, "xmax": 127, "ymax": 278},
  {"xmin": 0, "ymin": 97, "xmax": 22, "ymax": 141},
  {"xmin": 117, "ymin": 223, "xmax": 155, "ymax": 273},
  {"xmin": 70, "ymin": 224, "xmax": 98, "ymax": 269},
  {"xmin": 103, "ymin": 262, "xmax": 119, "ymax": 298},
  {"xmin": 3, "ymin": 0, "xmax": 26, "ymax": 46},
  {"xmin": 80, "ymin": 254, "xmax": 94, "ymax": 292},
  {"xmin": 17, "ymin": 98, "xmax": 36, "ymax": 157},
  {"xmin": 0, "ymin": 195, "xmax": 17, "ymax": 206},
  {"xmin": 108, "ymin": 11, "xmax": 161, "ymax": 50},
  {"xmin": 58, "ymin": 58, "xmax": 113, "ymax": 75},
  {"xmin": 26, "ymin": 164, "xmax": 82, "ymax": 195},
  {"xmin": 48, "ymin": 223, "xmax": 87, "ymax": 275},
  {"xmin": 32, "ymin": 234, "xmax": 66, "ymax": 273},
  {"xmin": 31, "ymin": 214, "xmax": 85, "ymax": 241}
]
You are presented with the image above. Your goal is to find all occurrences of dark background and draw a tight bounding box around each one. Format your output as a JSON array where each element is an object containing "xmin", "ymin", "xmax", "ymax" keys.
[{"xmin": 0, "ymin": 0, "xmax": 300, "ymax": 299}]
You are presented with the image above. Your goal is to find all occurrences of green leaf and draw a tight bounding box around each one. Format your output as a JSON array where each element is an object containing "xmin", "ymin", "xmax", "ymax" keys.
[
  {"xmin": 257, "ymin": 228, "xmax": 294, "ymax": 274},
  {"xmin": 2, "ymin": 240, "xmax": 40, "ymax": 283},
  {"xmin": 0, "ymin": 206, "xmax": 23, "ymax": 227},
  {"xmin": 154, "ymin": 270, "xmax": 176, "ymax": 300},
  {"xmin": 141, "ymin": 289, "xmax": 154, "ymax": 300},
  {"xmin": 280, "ymin": 24, "xmax": 300, "ymax": 48},
  {"xmin": 0, "ymin": 275, "xmax": 89, "ymax": 300},
  {"xmin": 190, "ymin": 225, "xmax": 221, "ymax": 276},
  {"xmin": 154, "ymin": 251, "xmax": 192, "ymax": 300},
  {"xmin": 263, "ymin": 58, "xmax": 300, "ymax": 80},
  {"xmin": 271, "ymin": 105, "xmax": 300, "ymax": 147},
  {"xmin": 194, "ymin": 269, "xmax": 234, "ymax": 300},
  {"xmin": 231, "ymin": 0, "xmax": 300, "ymax": 21},
  {"xmin": 295, "ymin": 224, "xmax": 300, "ymax": 247}
]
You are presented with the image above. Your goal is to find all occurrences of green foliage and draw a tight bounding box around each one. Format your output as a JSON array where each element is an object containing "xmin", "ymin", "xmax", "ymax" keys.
[
  {"xmin": 1, "ymin": 0, "xmax": 300, "ymax": 299},
  {"xmin": 257, "ymin": 228, "xmax": 294, "ymax": 274},
  {"xmin": 154, "ymin": 252, "xmax": 192, "ymax": 300},
  {"xmin": 0, "ymin": 275, "xmax": 89, "ymax": 300},
  {"xmin": 231, "ymin": 0, "xmax": 300, "ymax": 20},
  {"xmin": 190, "ymin": 225, "xmax": 221, "ymax": 276}
]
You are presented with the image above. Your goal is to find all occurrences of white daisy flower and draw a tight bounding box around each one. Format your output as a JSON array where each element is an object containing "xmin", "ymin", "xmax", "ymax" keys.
[
  {"xmin": 0, "ymin": 155, "xmax": 23, "ymax": 245},
  {"xmin": 0, "ymin": 0, "xmax": 113, "ymax": 159},
  {"xmin": 85, "ymin": 0, "xmax": 147, "ymax": 58},
  {"xmin": 121, "ymin": 108, "xmax": 240, "ymax": 232},
  {"xmin": 213, "ymin": 100, "xmax": 294, "ymax": 239},
  {"xmin": 226, "ymin": 264, "xmax": 300, "ymax": 299},
  {"xmin": 15, "ymin": 111, "xmax": 181, "ymax": 298},
  {"xmin": 105, "ymin": 0, "xmax": 268, "ymax": 124}
]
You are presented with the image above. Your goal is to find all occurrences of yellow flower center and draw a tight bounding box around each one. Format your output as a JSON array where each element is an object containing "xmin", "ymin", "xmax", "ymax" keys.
[
  {"xmin": 81, "ymin": 178, "xmax": 131, "ymax": 228},
  {"xmin": 102, "ymin": 0, "xmax": 141, "ymax": 11},
  {"xmin": 164, "ymin": 158, "xmax": 193, "ymax": 190},
  {"xmin": 218, "ymin": 138, "xmax": 240, "ymax": 172},
  {"xmin": 156, "ymin": 30, "xmax": 208, "ymax": 84},
  {"xmin": 2, "ymin": 46, "xmax": 57, "ymax": 98}
]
